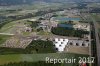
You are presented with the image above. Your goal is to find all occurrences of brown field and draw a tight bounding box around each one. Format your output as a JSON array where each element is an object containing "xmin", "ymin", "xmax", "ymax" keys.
[{"xmin": 64, "ymin": 46, "xmax": 89, "ymax": 55}]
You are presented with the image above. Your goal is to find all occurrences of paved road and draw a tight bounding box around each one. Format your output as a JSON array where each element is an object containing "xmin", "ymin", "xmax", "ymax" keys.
[
  {"xmin": 91, "ymin": 16, "xmax": 100, "ymax": 66},
  {"xmin": 0, "ymin": 33, "xmax": 14, "ymax": 35}
]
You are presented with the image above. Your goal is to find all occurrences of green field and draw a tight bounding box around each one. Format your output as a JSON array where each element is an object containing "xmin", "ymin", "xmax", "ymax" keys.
[
  {"xmin": 0, "ymin": 35, "xmax": 12, "ymax": 45},
  {"xmin": 87, "ymin": 3, "xmax": 100, "ymax": 8},
  {"xmin": 0, "ymin": 53, "xmax": 89, "ymax": 65},
  {"xmin": 91, "ymin": 13, "xmax": 100, "ymax": 21},
  {"xmin": 0, "ymin": 19, "xmax": 32, "ymax": 33},
  {"xmin": 91, "ymin": 13, "xmax": 100, "ymax": 34}
]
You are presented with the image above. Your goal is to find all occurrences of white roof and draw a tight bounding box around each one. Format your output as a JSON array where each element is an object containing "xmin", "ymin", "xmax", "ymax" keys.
[{"xmin": 54, "ymin": 38, "xmax": 69, "ymax": 52}]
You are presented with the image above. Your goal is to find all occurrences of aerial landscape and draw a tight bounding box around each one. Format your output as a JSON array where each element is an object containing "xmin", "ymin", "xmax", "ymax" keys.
[{"xmin": 0, "ymin": 0, "xmax": 100, "ymax": 66}]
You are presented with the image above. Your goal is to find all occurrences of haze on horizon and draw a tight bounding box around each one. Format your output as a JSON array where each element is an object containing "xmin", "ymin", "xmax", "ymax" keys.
[{"xmin": 0, "ymin": 0, "xmax": 99, "ymax": 6}]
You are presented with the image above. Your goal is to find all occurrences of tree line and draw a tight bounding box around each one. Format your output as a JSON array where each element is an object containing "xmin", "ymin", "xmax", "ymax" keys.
[{"xmin": 51, "ymin": 27, "xmax": 89, "ymax": 38}]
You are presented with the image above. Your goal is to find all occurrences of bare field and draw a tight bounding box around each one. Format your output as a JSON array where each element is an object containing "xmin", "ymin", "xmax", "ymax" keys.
[{"xmin": 64, "ymin": 46, "xmax": 89, "ymax": 55}]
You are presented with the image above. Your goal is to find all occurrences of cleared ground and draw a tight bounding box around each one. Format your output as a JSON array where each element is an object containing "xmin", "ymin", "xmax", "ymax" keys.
[{"xmin": 64, "ymin": 46, "xmax": 89, "ymax": 55}]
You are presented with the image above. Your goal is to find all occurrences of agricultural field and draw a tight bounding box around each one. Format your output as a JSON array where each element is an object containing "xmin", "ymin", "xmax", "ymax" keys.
[
  {"xmin": 0, "ymin": 35, "xmax": 12, "ymax": 45},
  {"xmin": 87, "ymin": 3, "xmax": 100, "ymax": 8},
  {"xmin": 91, "ymin": 13, "xmax": 100, "ymax": 34},
  {"xmin": 0, "ymin": 19, "xmax": 32, "ymax": 33},
  {"xmin": 0, "ymin": 53, "xmax": 89, "ymax": 66},
  {"xmin": 91, "ymin": 13, "xmax": 100, "ymax": 21}
]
